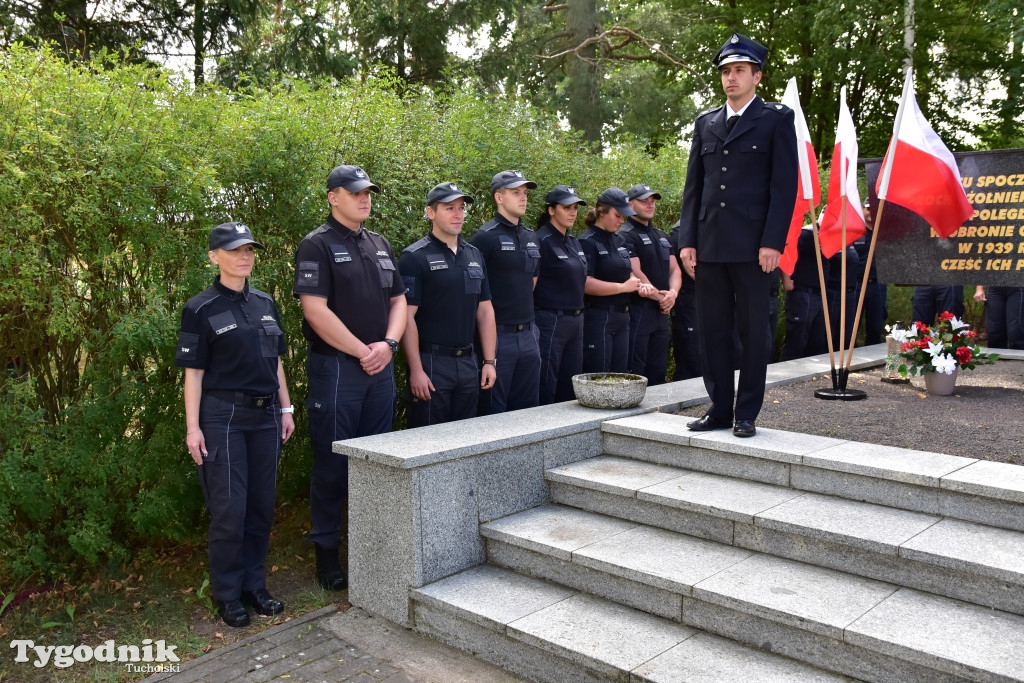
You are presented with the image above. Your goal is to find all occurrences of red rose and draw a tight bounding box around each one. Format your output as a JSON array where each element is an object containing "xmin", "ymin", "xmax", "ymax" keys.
[
  {"xmin": 939, "ymin": 311, "xmax": 954, "ymax": 321},
  {"xmin": 956, "ymin": 346, "xmax": 972, "ymax": 364},
  {"xmin": 901, "ymin": 342, "xmax": 914, "ymax": 351},
  {"xmin": 916, "ymin": 338, "xmax": 931, "ymax": 349},
  {"xmin": 968, "ymin": 330, "xmax": 978, "ymax": 339}
]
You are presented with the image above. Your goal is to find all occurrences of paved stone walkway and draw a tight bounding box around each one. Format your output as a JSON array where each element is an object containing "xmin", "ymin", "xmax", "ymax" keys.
[{"xmin": 147, "ymin": 606, "xmax": 523, "ymax": 683}]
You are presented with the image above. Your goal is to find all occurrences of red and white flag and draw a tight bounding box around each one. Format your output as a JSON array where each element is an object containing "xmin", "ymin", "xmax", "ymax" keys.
[
  {"xmin": 819, "ymin": 86, "xmax": 866, "ymax": 258},
  {"xmin": 779, "ymin": 78, "xmax": 821, "ymax": 275},
  {"xmin": 876, "ymin": 68, "xmax": 973, "ymax": 238}
]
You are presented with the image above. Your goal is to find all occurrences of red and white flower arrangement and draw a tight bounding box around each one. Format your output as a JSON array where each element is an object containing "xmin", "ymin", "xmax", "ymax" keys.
[{"xmin": 890, "ymin": 311, "xmax": 999, "ymax": 377}]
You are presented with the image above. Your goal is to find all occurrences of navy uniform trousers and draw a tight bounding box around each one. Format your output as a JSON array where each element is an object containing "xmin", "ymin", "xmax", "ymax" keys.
[
  {"xmin": 535, "ymin": 309, "xmax": 584, "ymax": 404},
  {"xmin": 198, "ymin": 394, "xmax": 281, "ymax": 601},
  {"xmin": 306, "ymin": 351, "xmax": 395, "ymax": 549},
  {"xmin": 407, "ymin": 351, "xmax": 479, "ymax": 427},
  {"xmin": 629, "ymin": 300, "xmax": 670, "ymax": 384},
  {"xmin": 583, "ymin": 306, "xmax": 631, "ymax": 373},
  {"xmin": 695, "ymin": 262, "xmax": 774, "ymax": 422}
]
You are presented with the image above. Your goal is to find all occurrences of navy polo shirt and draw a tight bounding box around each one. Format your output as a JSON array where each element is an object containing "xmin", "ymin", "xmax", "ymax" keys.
[
  {"xmin": 620, "ymin": 217, "xmax": 673, "ymax": 291},
  {"xmin": 399, "ymin": 232, "xmax": 491, "ymax": 348},
  {"xmin": 534, "ymin": 223, "xmax": 586, "ymax": 310},
  {"xmin": 175, "ymin": 277, "xmax": 285, "ymax": 394},
  {"xmin": 668, "ymin": 223, "xmax": 695, "ymax": 293},
  {"xmin": 580, "ymin": 226, "xmax": 633, "ymax": 308},
  {"xmin": 792, "ymin": 227, "xmax": 829, "ymax": 291},
  {"xmin": 293, "ymin": 214, "xmax": 405, "ymax": 355},
  {"xmin": 469, "ymin": 214, "xmax": 540, "ymax": 326}
]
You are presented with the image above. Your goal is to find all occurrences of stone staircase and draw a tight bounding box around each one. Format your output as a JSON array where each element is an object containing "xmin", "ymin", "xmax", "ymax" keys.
[{"xmin": 409, "ymin": 412, "xmax": 1024, "ymax": 682}]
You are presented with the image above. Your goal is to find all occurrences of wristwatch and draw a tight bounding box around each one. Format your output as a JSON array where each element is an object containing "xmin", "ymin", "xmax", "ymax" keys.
[
  {"xmin": 384, "ymin": 338, "xmax": 400, "ymax": 354},
  {"xmin": 279, "ymin": 406, "xmax": 294, "ymax": 414},
  {"xmin": 483, "ymin": 359, "xmax": 497, "ymax": 367}
]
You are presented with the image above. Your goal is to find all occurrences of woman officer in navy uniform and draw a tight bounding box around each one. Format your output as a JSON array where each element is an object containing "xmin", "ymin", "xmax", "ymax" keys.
[
  {"xmin": 534, "ymin": 185, "xmax": 588, "ymax": 403},
  {"xmin": 176, "ymin": 222, "xmax": 295, "ymax": 628},
  {"xmin": 580, "ymin": 188, "xmax": 651, "ymax": 372}
]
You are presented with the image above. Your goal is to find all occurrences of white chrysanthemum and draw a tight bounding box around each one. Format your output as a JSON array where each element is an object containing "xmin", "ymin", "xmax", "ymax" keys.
[{"xmin": 932, "ymin": 354, "xmax": 957, "ymax": 375}]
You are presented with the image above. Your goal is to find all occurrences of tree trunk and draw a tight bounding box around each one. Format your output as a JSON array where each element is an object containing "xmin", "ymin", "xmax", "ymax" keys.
[
  {"xmin": 565, "ymin": 0, "xmax": 601, "ymax": 145},
  {"xmin": 194, "ymin": 0, "xmax": 205, "ymax": 85}
]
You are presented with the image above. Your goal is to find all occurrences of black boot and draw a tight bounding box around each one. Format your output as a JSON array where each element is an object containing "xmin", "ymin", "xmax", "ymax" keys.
[
  {"xmin": 315, "ymin": 544, "xmax": 347, "ymax": 591},
  {"xmin": 214, "ymin": 599, "xmax": 251, "ymax": 628}
]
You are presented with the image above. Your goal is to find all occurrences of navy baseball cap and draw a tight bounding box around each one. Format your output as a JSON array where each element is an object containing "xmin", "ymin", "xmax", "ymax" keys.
[
  {"xmin": 626, "ymin": 184, "xmax": 662, "ymax": 201},
  {"xmin": 326, "ymin": 165, "xmax": 381, "ymax": 193},
  {"xmin": 427, "ymin": 182, "xmax": 475, "ymax": 206},
  {"xmin": 713, "ymin": 33, "xmax": 768, "ymax": 70},
  {"xmin": 545, "ymin": 185, "xmax": 587, "ymax": 206},
  {"xmin": 208, "ymin": 222, "xmax": 265, "ymax": 251},
  {"xmin": 490, "ymin": 170, "xmax": 537, "ymax": 194},
  {"xmin": 597, "ymin": 188, "xmax": 636, "ymax": 217}
]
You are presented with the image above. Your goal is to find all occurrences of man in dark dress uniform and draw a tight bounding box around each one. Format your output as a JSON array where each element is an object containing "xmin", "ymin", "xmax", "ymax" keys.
[
  {"xmin": 399, "ymin": 183, "xmax": 497, "ymax": 427},
  {"xmin": 678, "ymin": 33, "xmax": 798, "ymax": 437},
  {"xmin": 621, "ymin": 184, "xmax": 681, "ymax": 385},
  {"xmin": 293, "ymin": 165, "xmax": 407, "ymax": 591},
  {"xmin": 470, "ymin": 170, "xmax": 542, "ymax": 415}
]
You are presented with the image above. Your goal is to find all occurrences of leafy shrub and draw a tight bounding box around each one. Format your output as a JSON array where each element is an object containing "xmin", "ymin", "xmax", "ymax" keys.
[{"xmin": 0, "ymin": 46, "xmax": 684, "ymax": 584}]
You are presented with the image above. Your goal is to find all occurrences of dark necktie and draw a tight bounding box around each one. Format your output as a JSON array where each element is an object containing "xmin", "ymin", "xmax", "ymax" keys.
[{"xmin": 726, "ymin": 114, "xmax": 739, "ymax": 133}]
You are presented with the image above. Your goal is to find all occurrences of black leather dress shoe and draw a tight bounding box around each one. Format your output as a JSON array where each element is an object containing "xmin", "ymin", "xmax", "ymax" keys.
[
  {"xmin": 733, "ymin": 420, "xmax": 756, "ymax": 437},
  {"xmin": 215, "ymin": 599, "xmax": 251, "ymax": 628},
  {"xmin": 241, "ymin": 588, "xmax": 284, "ymax": 616},
  {"xmin": 687, "ymin": 414, "xmax": 732, "ymax": 431},
  {"xmin": 315, "ymin": 544, "xmax": 348, "ymax": 591}
]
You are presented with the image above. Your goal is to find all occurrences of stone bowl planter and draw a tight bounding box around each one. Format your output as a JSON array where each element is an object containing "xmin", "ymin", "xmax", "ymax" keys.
[{"xmin": 572, "ymin": 373, "xmax": 648, "ymax": 409}]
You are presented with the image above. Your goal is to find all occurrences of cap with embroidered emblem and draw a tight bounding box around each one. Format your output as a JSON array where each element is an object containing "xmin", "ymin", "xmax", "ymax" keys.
[
  {"xmin": 326, "ymin": 165, "xmax": 381, "ymax": 193},
  {"xmin": 597, "ymin": 187, "xmax": 637, "ymax": 217},
  {"xmin": 490, "ymin": 170, "xmax": 537, "ymax": 194},
  {"xmin": 544, "ymin": 185, "xmax": 587, "ymax": 206},
  {"xmin": 626, "ymin": 184, "xmax": 662, "ymax": 201},
  {"xmin": 427, "ymin": 182, "xmax": 475, "ymax": 206},
  {"xmin": 208, "ymin": 222, "xmax": 265, "ymax": 251}
]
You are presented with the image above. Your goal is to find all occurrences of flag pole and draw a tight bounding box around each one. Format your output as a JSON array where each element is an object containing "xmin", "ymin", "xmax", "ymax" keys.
[
  {"xmin": 808, "ymin": 204, "xmax": 838, "ymax": 377},
  {"xmin": 844, "ymin": 198, "xmax": 889, "ymax": 371}
]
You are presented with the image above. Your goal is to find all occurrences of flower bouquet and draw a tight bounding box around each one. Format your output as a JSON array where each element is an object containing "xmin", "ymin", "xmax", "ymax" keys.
[{"xmin": 890, "ymin": 312, "xmax": 999, "ymax": 378}]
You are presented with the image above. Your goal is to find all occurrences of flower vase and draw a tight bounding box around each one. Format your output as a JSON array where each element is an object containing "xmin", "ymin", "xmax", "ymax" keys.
[{"xmin": 924, "ymin": 367, "xmax": 959, "ymax": 396}]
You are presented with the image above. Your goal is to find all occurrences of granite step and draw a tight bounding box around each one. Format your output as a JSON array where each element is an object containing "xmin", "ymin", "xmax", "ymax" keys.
[
  {"xmin": 546, "ymin": 455, "xmax": 1024, "ymax": 615},
  {"xmin": 599, "ymin": 413, "xmax": 1024, "ymax": 533},
  {"xmin": 410, "ymin": 564, "xmax": 849, "ymax": 683},
  {"xmin": 481, "ymin": 504, "xmax": 1024, "ymax": 682}
]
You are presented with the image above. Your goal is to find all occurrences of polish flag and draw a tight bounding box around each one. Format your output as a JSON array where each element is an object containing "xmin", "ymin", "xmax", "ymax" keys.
[
  {"xmin": 779, "ymin": 78, "xmax": 821, "ymax": 275},
  {"xmin": 876, "ymin": 68, "xmax": 973, "ymax": 238},
  {"xmin": 819, "ymin": 86, "xmax": 866, "ymax": 258}
]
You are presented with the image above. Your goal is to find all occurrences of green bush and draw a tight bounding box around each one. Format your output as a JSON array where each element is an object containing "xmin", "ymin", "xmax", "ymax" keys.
[{"xmin": 0, "ymin": 46, "xmax": 685, "ymax": 584}]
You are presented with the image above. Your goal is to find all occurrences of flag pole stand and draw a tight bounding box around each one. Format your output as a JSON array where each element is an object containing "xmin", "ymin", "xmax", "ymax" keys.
[{"xmin": 814, "ymin": 370, "xmax": 868, "ymax": 400}]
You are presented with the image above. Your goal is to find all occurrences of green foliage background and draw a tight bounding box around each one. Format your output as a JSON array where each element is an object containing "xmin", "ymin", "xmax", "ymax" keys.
[{"xmin": 0, "ymin": 46, "xmax": 687, "ymax": 585}]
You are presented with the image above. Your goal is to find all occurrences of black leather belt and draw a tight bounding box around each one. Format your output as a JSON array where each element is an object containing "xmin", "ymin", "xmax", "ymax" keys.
[
  {"xmin": 203, "ymin": 390, "xmax": 275, "ymax": 408},
  {"xmin": 497, "ymin": 322, "xmax": 532, "ymax": 333},
  {"xmin": 538, "ymin": 307, "xmax": 583, "ymax": 317},
  {"xmin": 421, "ymin": 343, "xmax": 474, "ymax": 357}
]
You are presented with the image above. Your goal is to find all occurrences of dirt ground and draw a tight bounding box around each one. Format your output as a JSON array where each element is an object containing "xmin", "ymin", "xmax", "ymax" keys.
[{"xmin": 677, "ymin": 361, "xmax": 1024, "ymax": 465}]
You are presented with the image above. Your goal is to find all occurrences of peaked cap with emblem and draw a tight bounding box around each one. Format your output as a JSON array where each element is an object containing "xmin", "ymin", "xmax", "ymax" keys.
[
  {"xmin": 490, "ymin": 169, "xmax": 537, "ymax": 194},
  {"xmin": 544, "ymin": 184, "xmax": 587, "ymax": 206},
  {"xmin": 327, "ymin": 164, "xmax": 381, "ymax": 193},
  {"xmin": 713, "ymin": 33, "xmax": 768, "ymax": 70},
  {"xmin": 427, "ymin": 182, "xmax": 475, "ymax": 206}
]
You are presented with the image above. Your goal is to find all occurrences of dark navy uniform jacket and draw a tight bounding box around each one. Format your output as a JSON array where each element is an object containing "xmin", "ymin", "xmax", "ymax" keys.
[
  {"xmin": 678, "ymin": 95, "xmax": 798, "ymax": 262},
  {"xmin": 580, "ymin": 226, "xmax": 633, "ymax": 308},
  {"xmin": 668, "ymin": 223, "xmax": 696, "ymax": 294},
  {"xmin": 399, "ymin": 233, "xmax": 491, "ymax": 348},
  {"xmin": 534, "ymin": 223, "xmax": 586, "ymax": 310},
  {"xmin": 469, "ymin": 214, "xmax": 540, "ymax": 325},
  {"xmin": 292, "ymin": 214, "xmax": 406, "ymax": 355},
  {"xmin": 176, "ymin": 277, "xmax": 286, "ymax": 394}
]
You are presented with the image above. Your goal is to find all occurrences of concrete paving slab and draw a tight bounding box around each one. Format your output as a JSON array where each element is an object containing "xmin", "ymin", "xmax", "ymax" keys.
[
  {"xmin": 411, "ymin": 565, "xmax": 574, "ymax": 631},
  {"xmin": 846, "ymin": 587, "xmax": 1024, "ymax": 681},
  {"xmin": 638, "ymin": 471, "xmax": 804, "ymax": 523},
  {"xmin": 573, "ymin": 523, "xmax": 754, "ymax": 594},
  {"xmin": 692, "ymin": 554, "xmax": 898, "ymax": 640},
  {"xmin": 545, "ymin": 455, "xmax": 686, "ymax": 497},
  {"xmin": 480, "ymin": 503, "xmax": 637, "ymax": 560},
  {"xmin": 802, "ymin": 441, "xmax": 976, "ymax": 487},
  {"xmin": 755, "ymin": 492, "xmax": 942, "ymax": 555},
  {"xmin": 508, "ymin": 593, "xmax": 694, "ymax": 678},
  {"xmin": 899, "ymin": 518, "xmax": 1024, "ymax": 584},
  {"xmin": 940, "ymin": 459, "xmax": 1024, "ymax": 503},
  {"xmin": 632, "ymin": 630, "xmax": 849, "ymax": 682}
]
